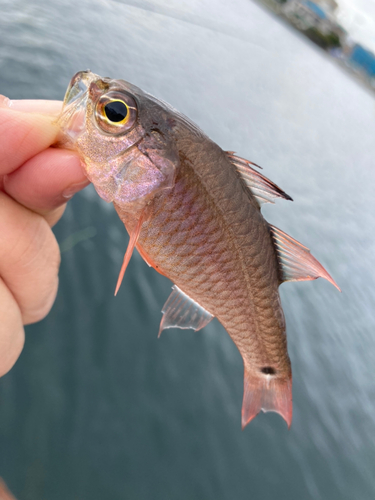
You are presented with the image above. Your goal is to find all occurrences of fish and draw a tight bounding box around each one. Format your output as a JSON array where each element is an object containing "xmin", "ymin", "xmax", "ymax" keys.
[
  {"xmin": 58, "ymin": 71, "xmax": 340, "ymax": 429},
  {"xmin": 0, "ymin": 478, "xmax": 17, "ymax": 500}
]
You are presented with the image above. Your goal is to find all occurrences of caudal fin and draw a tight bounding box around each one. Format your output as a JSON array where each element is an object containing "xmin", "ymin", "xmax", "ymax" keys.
[{"xmin": 242, "ymin": 369, "xmax": 292, "ymax": 429}]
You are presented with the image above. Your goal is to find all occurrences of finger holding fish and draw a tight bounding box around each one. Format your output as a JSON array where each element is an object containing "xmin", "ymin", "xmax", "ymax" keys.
[
  {"xmin": 0, "ymin": 97, "xmax": 89, "ymax": 377},
  {"xmin": 0, "ymin": 96, "xmax": 89, "ymax": 225},
  {"xmin": 0, "ymin": 190, "xmax": 60, "ymax": 376},
  {"xmin": 3, "ymin": 147, "xmax": 89, "ymax": 227},
  {"xmin": 0, "ymin": 277, "xmax": 24, "ymax": 378},
  {"xmin": 0, "ymin": 97, "xmax": 60, "ymax": 176}
]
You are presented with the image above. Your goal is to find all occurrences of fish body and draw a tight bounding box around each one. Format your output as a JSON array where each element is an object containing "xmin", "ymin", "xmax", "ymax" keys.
[
  {"xmin": 58, "ymin": 71, "xmax": 339, "ymax": 428},
  {"xmin": 117, "ymin": 133, "xmax": 292, "ymax": 426}
]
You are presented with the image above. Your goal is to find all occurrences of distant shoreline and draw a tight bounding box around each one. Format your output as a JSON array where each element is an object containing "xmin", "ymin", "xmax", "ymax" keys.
[{"xmin": 254, "ymin": 0, "xmax": 375, "ymax": 96}]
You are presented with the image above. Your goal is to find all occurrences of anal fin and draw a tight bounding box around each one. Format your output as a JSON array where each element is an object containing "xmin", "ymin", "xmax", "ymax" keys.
[
  {"xmin": 159, "ymin": 286, "xmax": 214, "ymax": 337},
  {"xmin": 270, "ymin": 225, "xmax": 341, "ymax": 291},
  {"xmin": 242, "ymin": 368, "xmax": 293, "ymax": 429}
]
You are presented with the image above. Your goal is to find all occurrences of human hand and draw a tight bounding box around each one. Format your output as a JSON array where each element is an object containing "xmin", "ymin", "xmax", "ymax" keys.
[
  {"xmin": 0, "ymin": 96, "xmax": 89, "ymax": 377},
  {"xmin": 0, "ymin": 477, "xmax": 17, "ymax": 499}
]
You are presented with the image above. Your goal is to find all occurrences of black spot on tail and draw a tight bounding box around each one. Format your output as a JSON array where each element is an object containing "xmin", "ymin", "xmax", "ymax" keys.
[{"xmin": 261, "ymin": 367, "xmax": 276, "ymax": 375}]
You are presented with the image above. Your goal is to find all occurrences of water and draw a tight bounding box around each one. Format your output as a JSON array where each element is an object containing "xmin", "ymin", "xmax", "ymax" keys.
[{"xmin": 0, "ymin": 0, "xmax": 374, "ymax": 498}]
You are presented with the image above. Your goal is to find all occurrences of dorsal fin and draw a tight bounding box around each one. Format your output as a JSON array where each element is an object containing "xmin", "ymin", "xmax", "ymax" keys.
[
  {"xmin": 226, "ymin": 151, "xmax": 263, "ymax": 169},
  {"xmin": 269, "ymin": 225, "xmax": 341, "ymax": 291},
  {"xmin": 158, "ymin": 286, "xmax": 214, "ymax": 337},
  {"xmin": 226, "ymin": 152, "xmax": 293, "ymax": 206}
]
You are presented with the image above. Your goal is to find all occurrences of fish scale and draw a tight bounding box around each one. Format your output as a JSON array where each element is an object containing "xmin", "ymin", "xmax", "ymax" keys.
[
  {"xmin": 136, "ymin": 144, "xmax": 287, "ymax": 364},
  {"xmin": 58, "ymin": 71, "xmax": 339, "ymax": 428},
  {"xmin": 115, "ymin": 133, "xmax": 292, "ymax": 424}
]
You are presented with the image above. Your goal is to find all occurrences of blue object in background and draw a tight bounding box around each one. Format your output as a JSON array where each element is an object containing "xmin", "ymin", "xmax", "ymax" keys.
[
  {"xmin": 304, "ymin": 1, "xmax": 327, "ymax": 19},
  {"xmin": 349, "ymin": 44, "xmax": 375, "ymax": 77}
]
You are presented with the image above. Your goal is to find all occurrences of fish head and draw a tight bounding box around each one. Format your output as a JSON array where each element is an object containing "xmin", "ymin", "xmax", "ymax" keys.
[{"xmin": 58, "ymin": 70, "xmax": 179, "ymax": 208}]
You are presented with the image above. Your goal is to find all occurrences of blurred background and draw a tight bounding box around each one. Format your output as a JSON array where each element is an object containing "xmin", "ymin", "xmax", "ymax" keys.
[
  {"xmin": 258, "ymin": 0, "xmax": 375, "ymax": 92},
  {"xmin": 0, "ymin": 0, "xmax": 374, "ymax": 498}
]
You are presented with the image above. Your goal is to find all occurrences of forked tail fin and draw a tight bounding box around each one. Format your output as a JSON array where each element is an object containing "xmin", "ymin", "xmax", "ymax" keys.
[{"xmin": 242, "ymin": 368, "xmax": 292, "ymax": 429}]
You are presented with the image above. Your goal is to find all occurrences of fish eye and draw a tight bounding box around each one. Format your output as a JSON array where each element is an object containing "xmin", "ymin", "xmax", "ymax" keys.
[
  {"xmin": 95, "ymin": 91, "xmax": 137, "ymax": 134},
  {"xmin": 104, "ymin": 100, "xmax": 128, "ymax": 123}
]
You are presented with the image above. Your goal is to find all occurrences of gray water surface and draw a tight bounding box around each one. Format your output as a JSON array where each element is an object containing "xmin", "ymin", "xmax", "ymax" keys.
[{"xmin": 0, "ymin": 0, "xmax": 374, "ymax": 498}]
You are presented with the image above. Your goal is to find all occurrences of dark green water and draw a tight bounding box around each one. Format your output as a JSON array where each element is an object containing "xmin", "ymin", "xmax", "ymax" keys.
[{"xmin": 0, "ymin": 0, "xmax": 374, "ymax": 498}]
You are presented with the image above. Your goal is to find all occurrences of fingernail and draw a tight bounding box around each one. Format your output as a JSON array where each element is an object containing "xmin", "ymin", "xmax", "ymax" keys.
[
  {"xmin": 7, "ymin": 99, "xmax": 63, "ymax": 115},
  {"xmin": 62, "ymin": 179, "xmax": 90, "ymax": 199},
  {"xmin": 0, "ymin": 95, "xmax": 11, "ymax": 107}
]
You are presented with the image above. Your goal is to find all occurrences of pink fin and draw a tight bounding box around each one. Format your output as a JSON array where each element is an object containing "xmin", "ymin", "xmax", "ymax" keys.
[
  {"xmin": 226, "ymin": 152, "xmax": 292, "ymax": 206},
  {"xmin": 226, "ymin": 151, "xmax": 262, "ymax": 169},
  {"xmin": 0, "ymin": 478, "xmax": 17, "ymax": 500},
  {"xmin": 242, "ymin": 369, "xmax": 293, "ymax": 429},
  {"xmin": 114, "ymin": 213, "xmax": 145, "ymax": 296},
  {"xmin": 158, "ymin": 286, "xmax": 214, "ymax": 337},
  {"xmin": 269, "ymin": 225, "xmax": 341, "ymax": 291}
]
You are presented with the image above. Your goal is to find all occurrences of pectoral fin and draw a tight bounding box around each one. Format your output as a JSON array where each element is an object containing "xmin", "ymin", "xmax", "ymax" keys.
[
  {"xmin": 242, "ymin": 368, "xmax": 293, "ymax": 429},
  {"xmin": 114, "ymin": 211, "xmax": 146, "ymax": 296},
  {"xmin": 0, "ymin": 478, "xmax": 17, "ymax": 500},
  {"xmin": 269, "ymin": 225, "xmax": 341, "ymax": 291},
  {"xmin": 159, "ymin": 286, "xmax": 214, "ymax": 337}
]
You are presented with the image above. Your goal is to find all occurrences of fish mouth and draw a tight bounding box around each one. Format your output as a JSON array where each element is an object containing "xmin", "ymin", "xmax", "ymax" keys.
[
  {"xmin": 64, "ymin": 70, "xmax": 93, "ymax": 106},
  {"xmin": 58, "ymin": 70, "xmax": 99, "ymax": 144}
]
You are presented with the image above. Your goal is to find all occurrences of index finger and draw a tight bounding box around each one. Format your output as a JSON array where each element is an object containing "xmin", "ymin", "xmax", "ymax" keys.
[{"xmin": 0, "ymin": 96, "xmax": 62, "ymax": 176}]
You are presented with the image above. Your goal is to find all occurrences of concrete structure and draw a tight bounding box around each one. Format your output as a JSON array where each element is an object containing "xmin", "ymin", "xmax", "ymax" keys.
[{"xmin": 283, "ymin": 0, "xmax": 341, "ymax": 36}]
